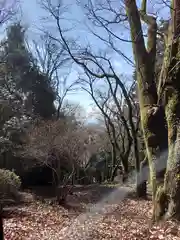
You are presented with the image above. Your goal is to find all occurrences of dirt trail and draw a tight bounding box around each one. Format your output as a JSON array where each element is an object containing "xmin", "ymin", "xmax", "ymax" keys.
[{"xmin": 3, "ymin": 185, "xmax": 180, "ymax": 239}]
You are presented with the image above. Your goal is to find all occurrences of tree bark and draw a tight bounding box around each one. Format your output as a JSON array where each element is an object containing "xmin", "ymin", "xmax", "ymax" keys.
[
  {"xmin": 125, "ymin": 0, "xmax": 157, "ymax": 200},
  {"xmin": 154, "ymin": 0, "xmax": 180, "ymax": 220},
  {"xmin": 136, "ymin": 156, "xmax": 148, "ymax": 198},
  {"xmin": 132, "ymin": 0, "xmax": 180, "ymax": 221},
  {"xmin": 110, "ymin": 144, "xmax": 117, "ymax": 182},
  {"xmin": 125, "ymin": 0, "xmax": 168, "ymax": 217}
]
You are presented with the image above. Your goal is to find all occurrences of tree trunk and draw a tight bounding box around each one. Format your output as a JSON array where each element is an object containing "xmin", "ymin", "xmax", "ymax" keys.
[
  {"xmin": 110, "ymin": 168, "xmax": 117, "ymax": 182},
  {"xmin": 136, "ymin": 156, "xmax": 148, "ymax": 198},
  {"xmin": 125, "ymin": 0, "xmax": 158, "ymax": 202},
  {"xmin": 125, "ymin": 0, "xmax": 168, "ymax": 219},
  {"xmin": 154, "ymin": 0, "xmax": 180, "ymax": 219},
  {"xmin": 110, "ymin": 143, "xmax": 117, "ymax": 182}
]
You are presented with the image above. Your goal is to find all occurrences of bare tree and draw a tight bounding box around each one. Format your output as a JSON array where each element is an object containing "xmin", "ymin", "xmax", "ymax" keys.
[
  {"xmin": 38, "ymin": 0, "xmax": 180, "ymax": 222},
  {"xmin": 37, "ymin": 0, "xmax": 142, "ymax": 193},
  {"xmin": 54, "ymin": 74, "xmax": 80, "ymax": 119},
  {"xmin": 0, "ymin": 0, "xmax": 19, "ymax": 25},
  {"xmin": 22, "ymin": 118, "xmax": 91, "ymax": 203},
  {"xmin": 61, "ymin": 100, "xmax": 87, "ymax": 123},
  {"xmin": 32, "ymin": 34, "xmax": 69, "ymax": 80},
  {"xmin": 80, "ymin": 71, "xmax": 138, "ymax": 182},
  {"xmin": 32, "ymin": 33, "xmax": 80, "ymax": 118}
]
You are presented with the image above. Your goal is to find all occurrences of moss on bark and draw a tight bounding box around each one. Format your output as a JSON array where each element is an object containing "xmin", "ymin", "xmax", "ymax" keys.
[
  {"xmin": 155, "ymin": 35, "xmax": 180, "ymax": 220},
  {"xmin": 126, "ymin": 0, "xmax": 180, "ymax": 222},
  {"xmin": 125, "ymin": 0, "xmax": 167, "ymax": 209},
  {"xmin": 154, "ymin": 185, "xmax": 168, "ymax": 221}
]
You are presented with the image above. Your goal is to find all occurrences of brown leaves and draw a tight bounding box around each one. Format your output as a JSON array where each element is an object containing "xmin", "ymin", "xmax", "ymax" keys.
[
  {"xmin": 3, "ymin": 188, "xmax": 180, "ymax": 240},
  {"xmin": 4, "ymin": 203, "xmax": 70, "ymax": 239}
]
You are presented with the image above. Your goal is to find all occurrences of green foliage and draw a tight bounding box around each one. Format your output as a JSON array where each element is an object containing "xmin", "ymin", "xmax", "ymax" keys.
[
  {"xmin": 0, "ymin": 169, "xmax": 21, "ymax": 200},
  {"xmin": 29, "ymin": 69, "xmax": 56, "ymax": 119},
  {"xmin": 4, "ymin": 22, "xmax": 33, "ymax": 88},
  {"xmin": 0, "ymin": 22, "xmax": 56, "ymax": 120}
]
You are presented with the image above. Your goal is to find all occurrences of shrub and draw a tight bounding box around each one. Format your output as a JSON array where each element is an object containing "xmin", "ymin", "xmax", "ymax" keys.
[{"xmin": 0, "ymin": 169, "xmax": 21, "ymax": 201}]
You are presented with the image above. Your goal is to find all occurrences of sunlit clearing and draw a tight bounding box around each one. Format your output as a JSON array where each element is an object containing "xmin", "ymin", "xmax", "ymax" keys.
[{"xmin": 59, "ymin": 149, "xmax": 168, "ymax": 239}]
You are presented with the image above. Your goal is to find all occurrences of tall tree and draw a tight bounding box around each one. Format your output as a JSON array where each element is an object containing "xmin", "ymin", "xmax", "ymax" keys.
[
  {"xmin": 125, "ymin": 0, "xmax": 180, "ymax": 220},
  {"xmin": 39, "ymin": 0, "xmax": 180, "ymax": 221},
  {"xmin": 0, "ymin": 2, "xmax": 20, "ymax": 239},
  {"xmin": 125, "ymin": 0, "xmax": 168, "ymax": 220},
  {"xmin": 155, "ymin": 0, "xmax": 180, "ymax": 220},
  {"xmin": 1, "ymin": 22, "xmax": 56, "ymax": 119},
  {"xmin": 39, "ymin": 0, "xmax": 142, "ymax": 195},
  {"xmin": 80, "ymin": 72, "xmax": 133, "ymax": 181}
]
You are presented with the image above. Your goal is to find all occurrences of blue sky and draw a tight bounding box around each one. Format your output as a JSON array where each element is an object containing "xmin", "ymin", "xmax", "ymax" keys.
[
  {"xmin": 20, "ymin": 0, "xmax": 135, "ymax": 119},
  {"xmin": 20, "ymin": 0, "xmax": 169, "ymax": 120},
  {"xmin": 20, "ymin": 0, "xmax": 96, "ymax": 116}
]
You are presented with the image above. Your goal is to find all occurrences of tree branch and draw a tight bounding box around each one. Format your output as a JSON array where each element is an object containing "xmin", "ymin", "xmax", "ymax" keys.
[{"xmin": 125, "ymin": 0, "xmax": 148, "ymax": 65}]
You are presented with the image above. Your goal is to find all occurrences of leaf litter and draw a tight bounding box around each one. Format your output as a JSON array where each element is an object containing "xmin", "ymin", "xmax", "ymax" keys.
[{"xmin": 3, "ymin": 186, "xmax": 180, "ymax": 239}]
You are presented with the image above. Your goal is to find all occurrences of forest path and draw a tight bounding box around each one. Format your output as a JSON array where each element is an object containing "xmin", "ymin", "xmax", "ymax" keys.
[{"xmin": 3, "ymin": 184, "xmax": 179, "ymax": 239}]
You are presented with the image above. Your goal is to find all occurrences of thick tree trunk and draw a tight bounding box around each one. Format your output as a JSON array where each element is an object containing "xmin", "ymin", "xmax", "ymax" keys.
[
  {"xmin": 125, "ymin": 1, "xmax": 168, "ymax": 219},
  {"xmin": 125, "ymin": 0, "xmax": 163, "ymax": 203},
  {"xmin": 155, "ymin": 36, "xmax": 180, "ymax": 221},
  {"xmin": 126, "ymin": 0, "xmax": 180, "ymax": 221},
  {"xmin": 153, "ymin": 0, "xmax": 180, "ymax": 220}
]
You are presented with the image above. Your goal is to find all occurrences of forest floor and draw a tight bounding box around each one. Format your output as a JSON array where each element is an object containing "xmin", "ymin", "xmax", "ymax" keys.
[{"xmin": 3, "ymin": 184, "xmax": 180, "ymax": 240}]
